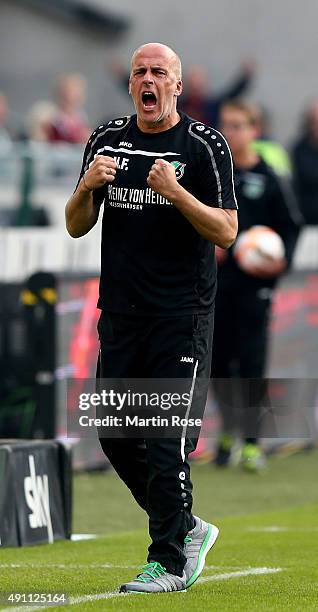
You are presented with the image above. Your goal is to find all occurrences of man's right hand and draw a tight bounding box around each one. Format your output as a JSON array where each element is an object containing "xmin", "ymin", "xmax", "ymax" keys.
[{"xmin": 82, "ymin": 155, "xmax": 117, "ymax": 191}]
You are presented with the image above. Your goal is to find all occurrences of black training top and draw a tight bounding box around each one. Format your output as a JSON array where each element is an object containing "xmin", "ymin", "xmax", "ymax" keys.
[
  {"xmin": 217, "ymin": 158, "xmax": 302, "ymax": 292},
  {"xmin": 75, "ymin": 112, "xmax": 237, "ymax": 315}
]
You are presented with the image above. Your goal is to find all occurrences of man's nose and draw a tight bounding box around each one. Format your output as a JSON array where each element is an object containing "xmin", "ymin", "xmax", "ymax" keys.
[{"xmin": 143, "ymin": 70, "xmax": 154, "ymax": 84}]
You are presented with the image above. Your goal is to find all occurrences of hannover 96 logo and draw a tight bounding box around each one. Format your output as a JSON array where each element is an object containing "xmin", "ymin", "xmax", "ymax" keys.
[{"xmin": 170, "ymin": 161, "xmax": 186, "ymax": 180}]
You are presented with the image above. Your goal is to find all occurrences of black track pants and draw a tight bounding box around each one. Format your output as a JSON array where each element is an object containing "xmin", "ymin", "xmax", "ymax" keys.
[
  {"xmin": 211, "ymin": 288, "xmax": 271, "ymax": 441},
  {"xmin": 97, "ymin": 310, "xmax": 214, "ymax": 576}
]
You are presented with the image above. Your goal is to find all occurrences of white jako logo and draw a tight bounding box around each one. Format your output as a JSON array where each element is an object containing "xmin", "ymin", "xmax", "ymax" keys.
[
  {"xmin": 24, "ymin": 455, "xmax": 53, "ymax": 543},
  {"xmin": 180, "ymin": 356, "xmax": 194, "ymax": 363}
]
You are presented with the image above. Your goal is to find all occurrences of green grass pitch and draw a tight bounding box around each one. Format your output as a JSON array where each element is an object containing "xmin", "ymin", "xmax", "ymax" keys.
[{"xmin": 0, "ymin": 449, "xmax": 317, "ymax": 611}]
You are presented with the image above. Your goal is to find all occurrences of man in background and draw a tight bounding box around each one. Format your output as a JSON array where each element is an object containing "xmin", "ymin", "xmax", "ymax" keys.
[
  {"xmin": 180, "ymin": 60, "xmax": 256, "ymax": 127},
  {"xmin": 212, "ymin": 99, "xmax": 301, "ymax": 470},
  {"xmin": 292, "ymin": 101, "xmax": 318, "ymax": 225},
  {"xmin": 46, "ymin": 73, "xmax": 91, "ymax": 143}
]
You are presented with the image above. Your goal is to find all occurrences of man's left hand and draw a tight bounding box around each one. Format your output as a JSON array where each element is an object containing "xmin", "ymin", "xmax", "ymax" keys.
[{"xmin": 147, "ymin": 159, "xmax": 178, "ymax": 200}]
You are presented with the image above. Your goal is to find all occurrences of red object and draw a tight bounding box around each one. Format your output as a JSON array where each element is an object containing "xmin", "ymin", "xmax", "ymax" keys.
[{"xmin": 47, "ymin": 111, "xmax": 90, "ymax": 143}]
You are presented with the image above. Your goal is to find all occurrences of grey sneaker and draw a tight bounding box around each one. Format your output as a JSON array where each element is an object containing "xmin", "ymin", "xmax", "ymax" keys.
[
  {"xmin": 184, "ymin": 516, "xmax": 219, "ymax": 588},
  {"xmin": 119, "ymin": 561, "xmax": 187, "ymax": 593}
]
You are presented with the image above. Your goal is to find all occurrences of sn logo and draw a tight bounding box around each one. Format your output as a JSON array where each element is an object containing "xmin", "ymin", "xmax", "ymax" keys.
[{"xmin": 24, "ymin": 455, "xmax": 53, "ymax": 543}]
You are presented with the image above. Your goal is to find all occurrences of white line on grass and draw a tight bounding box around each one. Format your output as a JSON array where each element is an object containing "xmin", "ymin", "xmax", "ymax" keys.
[
  {"xmin": 0, "ymin": 563, "xmax": 138, "ymax": 569},
  {"xmin": 246, "ymin": 526, "xmax": 318, "ymax": 533},
  {"xmin": 0, "ymin": 563, "xmax": 244, "ymax": 570},
  {"xmin": 198, "ymin": 567, "xmax": 282, "ymax": 583},
  {"xmin": 0, "ymin": 563, "xmax": 140, "ymax": 570},
  {"xmin": 0, "ymin": 563, "xmax": 245, "ymax": 570},
  {"xmin": 1, "ymin": 567, "xmax": 282, "ymax": 611},
  {"xmin": 204, "ymin": 565, "xmax": 244, "ymax": 570},
  {"xmin": 71, "ymin": 534, "xmax": 97, "ymax": 541}
]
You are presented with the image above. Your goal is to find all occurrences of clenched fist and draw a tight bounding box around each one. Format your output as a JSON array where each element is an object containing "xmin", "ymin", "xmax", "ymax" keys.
[
  {"xmin": 82, "ymin": 155, "xmax": 117, "ymax": 191},
  {"xmin": 147, "ymin": 159, "xmax": 178, "ymax": 200}
]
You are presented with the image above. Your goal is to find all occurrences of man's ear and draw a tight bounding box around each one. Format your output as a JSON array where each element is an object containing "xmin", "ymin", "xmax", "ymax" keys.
[{"xmin": 174, "ymin": 80, "xmax": 183, "ymax": 97}]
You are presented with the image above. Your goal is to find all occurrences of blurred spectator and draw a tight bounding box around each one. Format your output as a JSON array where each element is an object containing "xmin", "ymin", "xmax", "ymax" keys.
[
  {"xmin": 292, "ymin": 101, "xmax": 318, "ymax": 224},
  {"xmin": 251, "ymin": 105, "xmax": 292, "ymax": 176},
  {"xmin": 180, "ymin": 59, "xmax": 256, "ymax": 126},
  {"xmin": 108, "ymin": 57, "xmax": 256, "ymax": 127},
  {"xmin": 25, "ymin": 101, "xmax": 57, "ymax": 141},
  {"xmin": 0, "ymin": 93, "xmax": 12, "ymax": 149},
  {"xmin": 46, "ymin": 73, "xmax": 91, "ymax": 144}
]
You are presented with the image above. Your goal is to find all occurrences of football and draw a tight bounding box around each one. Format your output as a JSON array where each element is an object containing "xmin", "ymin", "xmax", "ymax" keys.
[{"xmin": 233, "ymin": 225, "xmax": 285, "ymax": 273}]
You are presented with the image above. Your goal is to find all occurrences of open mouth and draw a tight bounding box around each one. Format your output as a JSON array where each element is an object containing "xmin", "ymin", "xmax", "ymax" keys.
[{"xmin": 141, "ymin": 91, "xmax": 157, "ymax": 109}]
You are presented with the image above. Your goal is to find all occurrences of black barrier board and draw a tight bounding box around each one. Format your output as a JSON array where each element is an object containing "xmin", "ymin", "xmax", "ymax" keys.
[
  {"xmin": 0, "ymin": 446, "xmax": 18, "ymax": 546},
  {"xmin": 12, "ymin": 442, "xmax": 65, "ymax": 545},
  {"xmin": 0, "ymin": 440, "xmax": 71, "ymax": 547}
]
